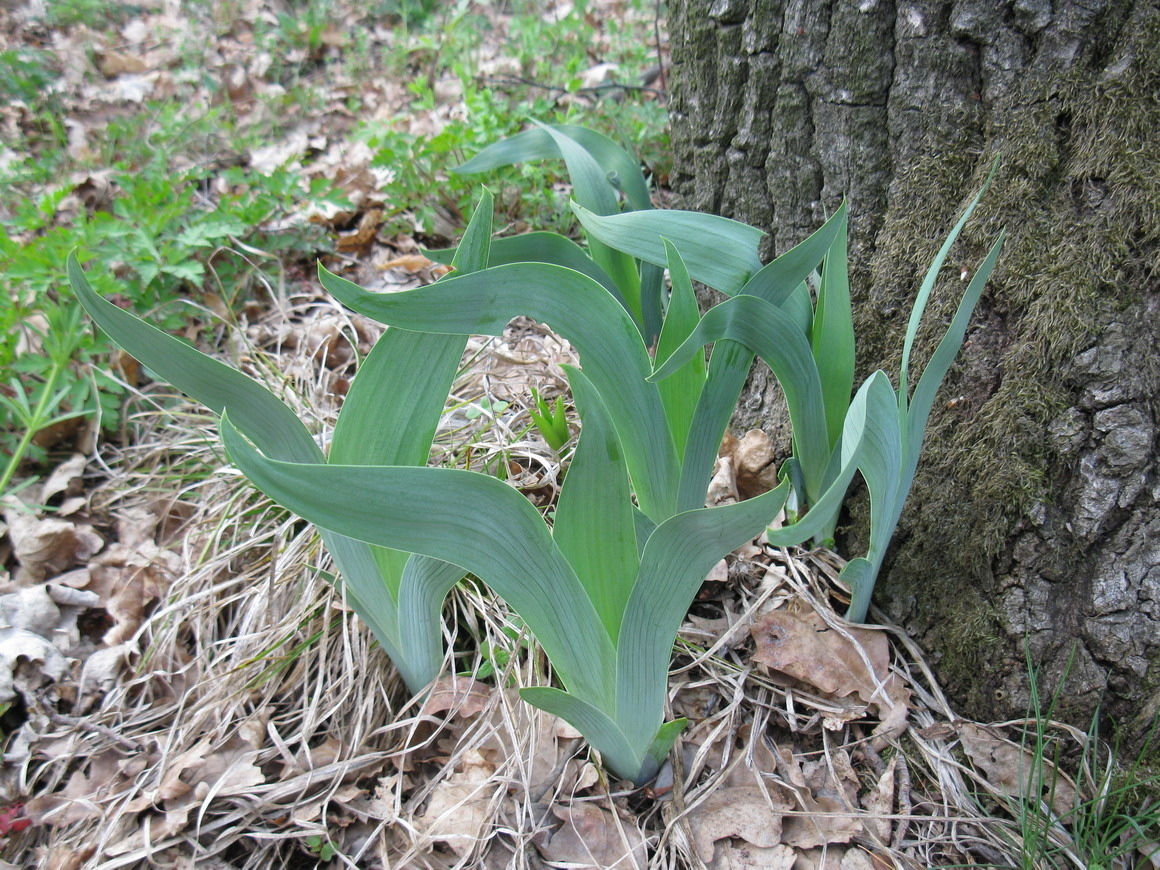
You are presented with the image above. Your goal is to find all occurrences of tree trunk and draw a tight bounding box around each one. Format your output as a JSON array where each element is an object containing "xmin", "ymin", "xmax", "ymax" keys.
[{"xmin": 668, "ymin": 0, "xmax": 1160, "ymax": 733}]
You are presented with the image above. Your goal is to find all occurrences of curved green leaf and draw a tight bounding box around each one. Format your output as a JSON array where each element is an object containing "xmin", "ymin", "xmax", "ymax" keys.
[
  {"xmin": 317, "ymin": 261, "xmax": 680, "ymax": 520},
  {"xmin": 572, "ymin": 203, "xmax": 765, "ymax": 294},
  {"xmin": 616, "ymin": 481, "xmax": 790, "ymax": 754},
  {"xmin": 425, "ymin": 232, "xmax": 624, "ymax": 307},
  {"xmin": 652, "ymin": 295, "xmax": 831, "ymax": 504},
  {"xmin": 739, "ymin": 203, "xmax": 846, "ymax": 307},
  {"xmin": 70, "ymin": 252, "xmax": 434, "ymax": 686},
  {"xmin": 905, "ymin": 232, "xmax": 1005, "ymax": 481},
  {"xmin": 397, "ymin": 556, "xmax": 468, "ymax": 686},
  {"xmin": 326, "ymin": 190, "xmax": 492, "ymax": 688},
  {"xmin": 675, "ymin": 340, "xmax": 754, "ymax": 513},
  {"xmin": 812, "ymin": 210, "xmax": 855, "ymax": 448},
  {"xmin": 901, "ymin": 157, "xmax": 999, "ymax": 397},
  {"xmin": 655, "ymin": 239, "xmax": 706, "ymax": 457},
  {"xmin": 455, "ymin": 123, "xmax": 652, "ymax": 211},
  {"xmin": 531, "ymin": 122, "xmax": 642, "ymax": 325},
  {"xmin": 842, "ymin": 372, "xmax": 902, "ymax": 622},
  {"xmin": 553, "ymin": 367, "xmax": 637, "ymax": 638},
  {"xmin": 220, "ymin": 414, "xmax": 615, "ymax": 706},
  {"xmin": 762, "ymin": 372, "xmax": 880, "ymax": 550},
  {"xmin": 69, "ymin": 251, "xmax": 321, "ymax": 466},
  {"xmin": 519, "ymin": 687, "xmax": 641, "ymax": 783}
]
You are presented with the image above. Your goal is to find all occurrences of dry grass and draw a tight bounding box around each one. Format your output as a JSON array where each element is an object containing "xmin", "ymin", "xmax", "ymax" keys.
[{"xmin": 5, "ymin": 293, "xmax": 1116, "ymax": 869}]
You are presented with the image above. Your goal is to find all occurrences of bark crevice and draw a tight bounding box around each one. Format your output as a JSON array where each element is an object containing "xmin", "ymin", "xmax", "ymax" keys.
[{"xmin": 670, "ymin": 0, "xmax": 1160, "ymax": 734}]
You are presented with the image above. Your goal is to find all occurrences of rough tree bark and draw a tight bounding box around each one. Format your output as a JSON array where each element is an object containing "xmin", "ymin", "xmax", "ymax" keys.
[{"xmin": 668, "ymin": 0, "xmax": 1160, "ymax": 733}]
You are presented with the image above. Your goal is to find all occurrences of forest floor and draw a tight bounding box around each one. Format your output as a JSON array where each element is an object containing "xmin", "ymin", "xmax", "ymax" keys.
[{"xmin": 1, "ymin": 1, "xmax": 1151, "ymax": 868}]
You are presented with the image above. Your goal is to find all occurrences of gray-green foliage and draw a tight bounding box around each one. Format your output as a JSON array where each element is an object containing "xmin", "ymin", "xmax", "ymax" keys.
[
  {"xmin": 71, "ymin": 124, "xmax": 1001, "ymax": 782},
  {"xmin": 68, "ymin": 191, "xmax": 500, "ymax": 693}
]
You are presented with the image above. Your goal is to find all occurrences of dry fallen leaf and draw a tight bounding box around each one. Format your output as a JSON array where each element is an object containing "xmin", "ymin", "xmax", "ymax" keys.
[
  {"xmin": 40, "ymin": 454, "xmax": 88, "ymax": 506},
  {"xmin": 98, "ymin": 49, "xmax": 148, "ymax": 78},
  {"xmin": 706, "ymin": 455, "xmax": 739, "ymax": 506},
  {"xmin": 25, "ymin": 750, "xmax": 139, "ymax": 826},
  {"xmin": 688, "ymin": 785, "xmax": 791, "ymax": 863},
  {"xmin": 750, "ymin": 602, "xmax": 910, "ymax": 746},
  {"xmin": 731, "ymin": 429, "xmax": 779, "ymax": 498},
  {"xmin": 420, "ymin": 675, "xmax": 492, "ymax": 719},
  {"xmin": 859, "ymin": 755, "xmax": 896, "ymax": 842},
  {"xmin": 536, "ymin": 801, "xmax": 646, "ymax": 869},
  {"xmin": 4, "ymin": 505, "xmax": 104, "ymax": 584},
  {"xmin": 775, "ymin": 746, "xmax": 862, "ymax": 850},
  {"xmin": 0, "ymin": 628, "xmax": 70, "ymax": 705},
  {"xmin": 85, "ymin": 540, "xmax": 181, "ymax": 645},
  {"xmin": 955, "ymin": 721, "xmax": 1080, "ymax": 817},
  {"xmin": 416, "ymin": 749, "xmax": 498, "ymax": 857},
  {"xmin": 707, "ymin": 840, "xmax": 796, "ymax": 870}
]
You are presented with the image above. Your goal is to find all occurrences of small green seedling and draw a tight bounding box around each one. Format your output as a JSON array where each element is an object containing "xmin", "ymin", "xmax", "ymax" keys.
[
  {"xmin": 303, "ymin": 833, "xmax": 336, "ymax": 861},
  {"xmin": 528, "ymin": 387, "xmax": 569, "ymax": 452}
]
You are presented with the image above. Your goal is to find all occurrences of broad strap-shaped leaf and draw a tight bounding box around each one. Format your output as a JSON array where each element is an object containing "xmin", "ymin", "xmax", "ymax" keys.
[
  {"xmin": 652, "ymin": 295, "xmax": 831, "ymax": 505},
  {"xmin": 572, "ymin": 203, "xmax": 765, "ymax": 295},
  {"xmin": 326, "ymin": 190, "xmax": 491, "ymax": 689},
  {"xmin": 531, "ymin": 122, "xmax": 642, "ymax": 326},
  {"xmin": 763, "ymin": 373, "xmax": 880, "ymax": 549},
  {"xmin": 69, "ymin": 252, "xmax": 321, "ymax": 466},
  {"xmin": 455, "ymin": 123, "xmax": 652, "ymax": 211},
  {"xmin": 530, "ymin": 120, "xmax": 619, "ymax": 215},
  {"xmin": 644, "ymin": 719, "xmax": 689, "ymax": 785},
  {"xmin": 900, "ymin": 157, "xmax": 999, "ymax": 398},
  {"xmin": 219, "ymin": 415, "xmax": 616, "ymax": 707},
  {"xmin": 317, "ymin": 261, "xmax": 681, "ymax": 520},
  {"xmin": 675, "ymin": 340, "xmax": 754, "ymax": 513},
  {"xmin": 654, "ymin": 240, "xmax": 706, "ymax": 457},
  {"xmin": 519, "ymin": 687, "xmax": 642, "ymax": 784},
  {"xmin": 616, "ymin": 482, "xmax": 790, "ymax": 756},
  {"xmin": 450, "ymin": 187, "xmax": 493, "ymax": 274},
  {"xmin": 552, "ymin": 367, "xmax": 638, "ymax": 639},
  {"xmin": 396, "ymin": 556, "xmax": 470, "ymax": 686},
  {"xmin": 739, "ymin": 203, "xmax": 847, "ymax": 308},
  {"xmin": 811, "ymin": 209, "xmax": 855, "ymax": 448},
  {"xmin": 840, "ymin": 372, "xmax": 902, "ymax": 622},
  {"xmin": 330, "ymin": 181, "xmax": 491, "ymax": 466},
  {"xmin": 425, "ymin": 232, "xmax": 626, "ymax": 309},
  {"xmin": 71, "ymin": 252, "xmax": 416, "ymax": 682},
  {"xmin": 669, "ymin": 204, "xmax": 847, "ymax": 509},
  {"xmin": 638, "ymin": 260, "xmax": 666, "ymax": 351}
]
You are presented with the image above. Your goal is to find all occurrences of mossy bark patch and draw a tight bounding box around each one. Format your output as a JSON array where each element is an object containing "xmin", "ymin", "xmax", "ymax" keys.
[{"xmin": 670, "ymin": 0, "xmax": 1160, "ymax": 734}]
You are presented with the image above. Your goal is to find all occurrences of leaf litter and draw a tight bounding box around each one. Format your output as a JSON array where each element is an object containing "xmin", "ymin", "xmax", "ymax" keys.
[
  {"xmin": 0, "ymin": 1, "xmax": 1108, "ymax": 866},
  {"xmin": 2, "ymin": 294, "xmax": 1096, "ymax": 865}
]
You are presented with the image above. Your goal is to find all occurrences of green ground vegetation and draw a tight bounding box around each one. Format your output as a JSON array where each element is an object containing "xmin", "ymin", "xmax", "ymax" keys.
[{"xmin": 0, "ymin": 0, "xmax": 669, "ymax": 495}]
